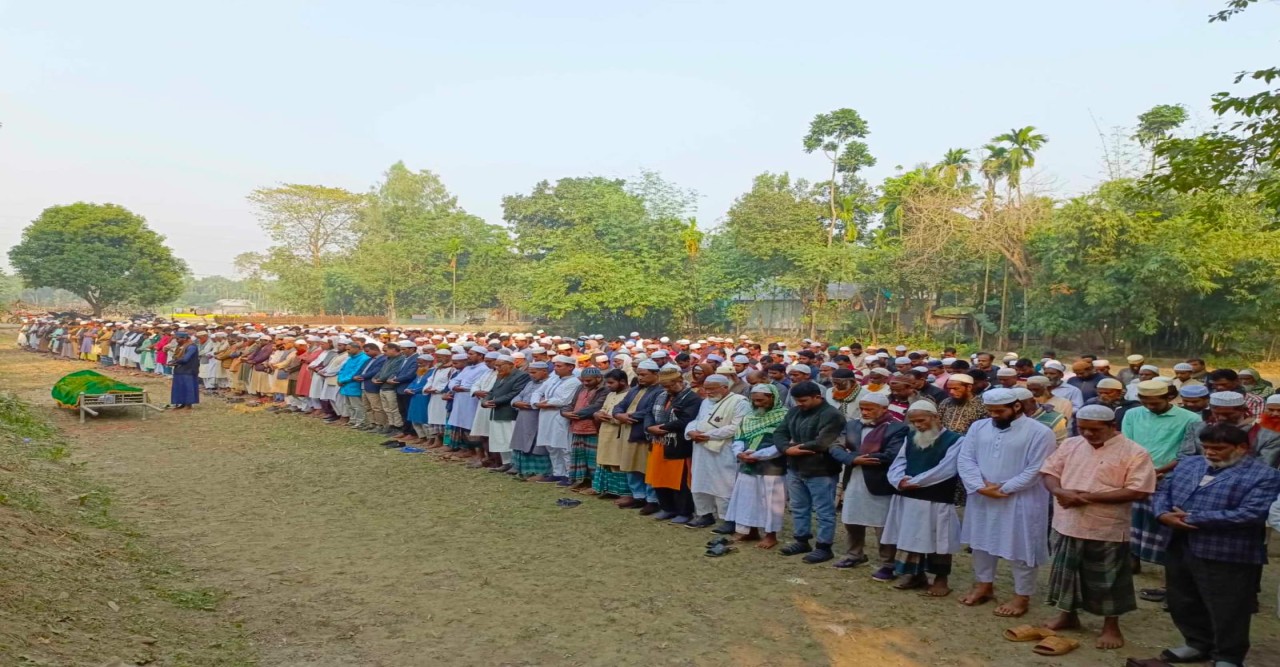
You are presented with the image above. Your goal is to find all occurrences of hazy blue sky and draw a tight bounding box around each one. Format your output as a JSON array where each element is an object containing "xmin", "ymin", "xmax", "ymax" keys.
[{"xmin": 2, "ymin": 1, "xmax": 1278, "ymax": 277}]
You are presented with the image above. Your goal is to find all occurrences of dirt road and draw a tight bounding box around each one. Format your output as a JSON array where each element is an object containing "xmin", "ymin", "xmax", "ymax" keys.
[{"xmin": 2, "ymin": 347, "xmax": 1277, "ymax": 666}]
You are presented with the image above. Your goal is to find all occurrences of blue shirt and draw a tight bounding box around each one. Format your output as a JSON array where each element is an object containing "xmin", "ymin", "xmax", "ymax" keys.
[{"xmin": 337, "ymin": 352, "xmax": 368, "ymax": 397}]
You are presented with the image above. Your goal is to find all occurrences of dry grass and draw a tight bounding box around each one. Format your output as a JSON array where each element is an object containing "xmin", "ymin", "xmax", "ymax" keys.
[{"xmin": 1, "ymin": 347, "xmax": 1278, "ymax": 666}]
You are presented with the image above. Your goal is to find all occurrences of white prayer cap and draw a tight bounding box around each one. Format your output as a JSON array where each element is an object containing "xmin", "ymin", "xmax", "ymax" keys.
[
  {"xmin": 638, "ymin": 360, "xmax": 660, "ymax": 371},
  {"xmin": 703, "ymin": 374, "xmax": 731, "ymax": 386},
  {"xmin": 689, "ymin": 343, "xmax": 702, "ymax": 350},
  {"xmin": 1026, "ymin": 375, "xmax": 1050, "ymax": 386},
  {"xmin": 1003, "ymin": 352, "xmax": 1019, "ymax": 361},
  {"xmin": 1097, "ymin": 377, "xmax": 1124, "ymax": 390},
  {"xmin": 528, "ymin": 361, "xmax": 549, "ymax": 370},
  {"xmin": 1136, "ymin": 380, "xmax": 1169, "ymax": 396},
  {"xmin": 630, "ymin": 331, "xmax": 640, "ymax": 337},
  {"xmin": 433, "ymin": 347, "xmax": 452, "ymax": 356},
  {"xmin": 396, "ymin": 340, "xmax": 416, "ymax": 349},
  {"xmin": 496, "ymin": 354, "xmax": 514, "ymax": 363},
  {"xmin": 1011, "ymin": 387, "xmax": 1034, "ymax": 401},
  {"xmin": 996, "ymin": 367, "xmax": 1018, "ymax": 377},
  {"xmin": 1180, "ymin": 384, "xmax": 1209, "ymax": 398},
  {"xmin": 634, "ymin": 353, "xmax": 649, "ymax": 362},
  {"xmin": 450, "ymin": 353, "xmax": 468, "ymax": 361},
  {"xmin": 911, "ymin": 366, "xmax": 928, "ymax": 374},
  {"xmin": 750, "ymin": 384, "xmax": 775, "ymax": 396},
  {"xmin": 940, "ymin": 358, "xmax": 956, "ymax": 366},
  {"xmin": 1266, "ymin": 394, "xmax": 1280, "ymax": 406},
  {"xmin": 556, "ymin": 343, "xmax": 572, "ymax": 351},
  {"xmin": 1209, "ymin": 391, "xmax": 1246, "ymax": 407},
  {"xmin": 906, "ymin": 400, "xmax": 937, "ymax": 414},
  {"xmin": 1077, "ymin": 404, "xmax": 1116, "ymax": 422},
  {"xmin": 715, "ymin": 365, "xmax": 735, "ymax": 375},
  {"xmin": 1173, "ymin": 363, "xmax": 1194, "ymax": 372},
  {"xmin": 732, "ymin": 355, "xmax": 751, "ymax": 364},
  {"xmin": 821, "ymin": 361, "xmax": 839, "ymax": 369},
  {"xmin": 982, "ymin": 388, "xmax": 1017, "ymax": 405},
  {"xmin": 1238, "ymin": 368, "xmax": 1258, "ymax": 378},
  {"xmin": 869, "ymin": 368, "xmax": 892, "ymax": 378},
  {"xmin": 594, "ymin": 354, "xmax": 608, "ymax": 362},
  {"xmin": 786, "ymin": 363, "xmax": 812, "ymax": 376},
  {"xmin": 651, "ymin": 349, "xmax": 669, "ymax": 357},
  {"xmin": 1126, "ymin": 354, "xmax": 1145, "ymax": 364},
  {"xmin": 859, "ymin": 393, "xmax": 890, "ymax": 407},
  {"xmin": 894, "ymin": 345, "xmax": 907, "ymax": 352},
  {"xmin": 484, "ymin": 351, "xmax": 500, "ymax": 360},
  {"xmin": 552, "ymin": 355, "xmax": 576, "ymax": 364},
  {"xmin": 1044, "ymin": 361, "xmax": 1066, "ymax": 372},
  {"xmin": 660, "ymin": 363, "xmax": 682, "ymax": 373},
  {"xmin": 366, "ymin": 340, "xmax": 382, "ymax": 350},
  {"xmin": 1092, "ymin": 359, "xmax": 1110, "ymax": 368},
  {"xmin": 528, "ymin": 346, "xmax": 547, "ymax": 355},
  {"xmin": 659, "ymin": 336, "xmax": 670, "ymax": 343},
  {"xmin": 512, "ymin": 351, "xmax": 527, "ymax": 360},
  {"xmin": 876, "ymin": 352, "xmax": 891, "ymax": 359},
  {"xmin": 1140, "ymin": 364, "xmax": 1159, "ymax": 373},
  {"xmin": 894, "ymin": 356, "xmax": 911, "ymax": 366},
  {"xmin": 947, "ymin": 374, "xmax": 974, "ymax": 385}
]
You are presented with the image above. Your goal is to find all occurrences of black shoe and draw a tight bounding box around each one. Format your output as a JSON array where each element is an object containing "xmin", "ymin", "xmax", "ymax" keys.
[
  {"xmin": 381, "ymin": 440, "xmax": 404, "ymax": 448},
  {"xmin": 802, "ymin": 546, "xmax": 834, "ymax": 564},
  {"xmin": 637, "ymin": 503, "xmax": 661, "ymax": 516},
  {"xmin": 779, "ymin": 540, "xmax": 812, "ymax": 557},
  {"xmin": 710, "ymin": 521, "xmax": 737, "ymax": 535},
  {"xmin": 684, "ymin": 515, "xmax": 716, "ymax": 529}
]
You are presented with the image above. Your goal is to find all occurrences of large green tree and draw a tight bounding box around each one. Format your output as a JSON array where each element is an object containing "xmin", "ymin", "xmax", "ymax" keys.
[
  {"xmin": 803, "ymin": 109, "xmax": 875, "ymax": 245},
  {"xmin": 8, "ymin": 203, "xmax": 187, "ymax": 316}
]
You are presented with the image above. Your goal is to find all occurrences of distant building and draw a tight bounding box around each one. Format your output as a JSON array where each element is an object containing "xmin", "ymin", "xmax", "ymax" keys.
[
  {"xmin": 213, "ymin": 298, "xmax": 255, "ymax": 315},
  {"xmin": 733, "ymin": 283, "xmax": 860, "ymax": 332}
]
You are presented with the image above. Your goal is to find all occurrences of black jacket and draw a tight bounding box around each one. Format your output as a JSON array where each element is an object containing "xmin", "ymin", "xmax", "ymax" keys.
[
  {"xmin": 772, "ymin": 402, "xmax": 846, "ymax": 478},
  {"xmin": 488, "ymin": 370, "xmax": 531, "ymax": 421},
  {"xmin": 831, "ymin": 417, "xmax": 908, "ymax": 495}
]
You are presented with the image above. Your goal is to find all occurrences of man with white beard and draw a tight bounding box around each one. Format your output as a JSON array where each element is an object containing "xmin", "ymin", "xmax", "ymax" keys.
[
  {"xmin": 881, "ymin": 400, "xmax": 964, "ymax": 597},
  {"xmin": 684, "ymin": 374, "xmax": 751, "ymax": 530},
  {"xmin": 958, "ymin": 388, "xmax": 1056, "ymax": 618},
  {"xmin": 830, "ymin": 393, "xmax": 908, "ymax": 578}
]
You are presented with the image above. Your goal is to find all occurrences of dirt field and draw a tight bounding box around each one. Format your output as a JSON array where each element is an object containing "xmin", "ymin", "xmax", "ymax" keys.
[{"xmin": 1, "ymin": 347, "xmax": 1278, "ymax": 667}]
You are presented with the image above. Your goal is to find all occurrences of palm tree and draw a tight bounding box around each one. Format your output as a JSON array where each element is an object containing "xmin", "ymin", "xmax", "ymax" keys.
[
  {"xmin": 992, "ymin": 126, "xmax": 1048, "ymax": 203},
  {"xmin": 934, "ymin": 148, "xmax": 974, "ymax": 187},
  {"xmin": 979, "ymin": 144, "xmax": 1009, "ymax": 211}
]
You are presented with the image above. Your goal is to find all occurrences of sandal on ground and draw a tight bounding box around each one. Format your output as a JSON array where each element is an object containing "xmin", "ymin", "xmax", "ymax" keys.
[
  {"xmin": 704, "ymin": 543, "xmax": 734, "ymax": 557},
  {"xmin": 1031, "ymin": 636, "xmax": 1079, "ymax": 656},
  {"xmin": 1003, "ymin": 625, "xmax": 1054, "ymax": 642},
  {"xmin": 1158, "ymin": 648, "xmax": 1212, "ymax": 664},
  {"xmin": 1139, "ymin": 587, "xmax": 1167, "ymax": 602},
  {"xmin": 706, "ymin": 536, "xmax": 730, "ymax": 548},
  {"xmin": 556, "ymin": 498, "xmax": 582, "ymax": 508}
]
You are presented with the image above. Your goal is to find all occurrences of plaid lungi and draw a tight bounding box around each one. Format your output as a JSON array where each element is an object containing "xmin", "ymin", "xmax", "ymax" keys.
[
  {"xmin": 592, "ymin": 466, "xmax": 630, "ymax": 496},
  {"xmin": 443, "ymin": 425, "xmax": 472, "ymax": 450},
  {"xmin": 569, "ymin": 435, "xmax": 598, "ymax": 483},
  {"xmin": 1130, "ymin": 496, "xmax": 1166, "ymax": 565},
  {"xmin": 512, "ymin": 450, "xmax": 551, "ymax": 477},
  {"xmin": 1046, "ymin": 530, "xmax": 1137, "ymax": 617}
]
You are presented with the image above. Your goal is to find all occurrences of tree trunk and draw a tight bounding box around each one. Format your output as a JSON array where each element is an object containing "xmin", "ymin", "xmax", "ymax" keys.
[
  {"xmin": 827, "ymin": 161, "xmax": 838, "ymax": 247},
  {"xmin": 451, "ymin": 260, "xmax": 458, "ymax": 322},
  {"xmin": 386, "ymin": 288, "xmax": 397, "ymax": 325},
  {"xmin": 978, "ymin": 257, "xmax": 991, "ymax": 349},
  {"xmin": 1020, "ymin": 281, "xmax": 1029, "ymax": 351},
  {"xmin": 997, "ymin": 260, "xmax": 1009, "ymax": 351}
]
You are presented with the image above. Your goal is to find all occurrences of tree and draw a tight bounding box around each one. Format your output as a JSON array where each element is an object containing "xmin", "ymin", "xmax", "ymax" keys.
[
  {"xmin": 992, "ymin": 126, "xmax": 1048, "ymax": 202},
  {"xmin": 934, "ymin": 148, "xmax": 974, "ymax": 186},
  {"xmin": 8, "ymin": 203, "xmax": 187, "ymax": 316},
  {"xmin": 1134, "ymin": 104, "xmax": 1189, "ymax": 173},
  {"xmin": 803, "ymin": 109, "xmax": 875, "ymax": 245}
]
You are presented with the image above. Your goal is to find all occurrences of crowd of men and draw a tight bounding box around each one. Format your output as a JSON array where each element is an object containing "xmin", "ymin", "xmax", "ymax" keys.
[{"xmin": 15, "ymin": 316, "xmax": 1280, "ymax": 664}]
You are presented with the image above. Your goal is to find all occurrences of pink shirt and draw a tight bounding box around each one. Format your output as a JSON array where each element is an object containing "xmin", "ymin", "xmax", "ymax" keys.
[{"xmin": 1040, "ymin": 434, "xmax": 1157, "ymax": 542}]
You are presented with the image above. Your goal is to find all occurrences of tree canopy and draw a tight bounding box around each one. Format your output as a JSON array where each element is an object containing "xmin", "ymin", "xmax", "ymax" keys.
[{"xmin": 7, "ymin": 203, "xmax": 187, "ymax": 316}]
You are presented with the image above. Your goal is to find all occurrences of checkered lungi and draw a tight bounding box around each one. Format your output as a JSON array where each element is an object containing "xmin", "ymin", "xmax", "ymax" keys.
[
  {"xmin": 443, "ymin": 425, "xmax": 472, "ymax": 450},
  {"xmin": 1129, "ymin": 496, "xmax": 1166, "ymax": 565},
  {"xmin": 569, "ymin": 434, "xmax": 598, "ymax": 483},
  {"xmin": 592, "ymin": 466, "xmax": 630, "ymax": 496},
  {"xmin": 1047, "ymin": 530, "xmax": 1137, "ymax": 617},
  {"xmin": 512, "ymin": 450, "xmax": 551, "ymax": 477}
]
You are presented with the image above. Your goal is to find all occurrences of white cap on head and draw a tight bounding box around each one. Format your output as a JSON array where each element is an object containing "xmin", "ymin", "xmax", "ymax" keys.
[
  {"xmin": 1045, "ymin": 361, "xmax": 1066, "ymax": 372},
  {"xmin": 1267, "ymin": 394, "xmax": 1280, "ymax": 406},
  {"xmin": 947, "ymin": 374, "xmax": 974, "ymax": 385},
  {"xmin": 1173, "ymin": 363, "xmax": 1194, "ymax": 372},
  {"xmin": 982, "ymin": 388, "xmax": 1017, "ymax": 405},
  {"xmin": 496, "ymin": 354, "xmax": 514, "ymax": 363},
  {"xmin": 786, "ymin": 363, "xmax": 812, "ymax": 376},
  {"xmin": 906, "ymin": 400, "xmax": 937, "ymax": 415},
  {"xmin": 858, "ymin": 393, "xmax": 890, "ymax": 407},
  {"xmin": 396, "ymin": 340, "xmax": 416, "ymax": 349},
  {"xmin": 997, "ymin": 367, "xmax": 1018, "ymax": 377},
  {"xmin": 552, "ymin": 355, "xmax": 576, "ymax": 364},
  {"xmin": 450, "ymin": 353, "xmax": 468, "ymax": 361},
  {"xmin": 1077, "ymin": 404, "xmax": 1116, "ymax": 422},
  {"xmin": 1140, "ymin": 364, "xmax": 1159, "ymax": 373},
  {"xmin": 1209, "ymin": 391, "xmax": 1246, "ymax": 407},
  {"xmin": 1093, "ymin": 359, "xmax": 1110, "ymax": 368},
  {"xmin": 1011, "ymin": 387, "xmax": 1034, "ymax": 401},
  {"xmin": 638, "ymin": 360, "xmax": 660, "ymax": 371},
  {"xmin": 1127, "ymin": 354, "xmax": 1145, "ymax": 364}
]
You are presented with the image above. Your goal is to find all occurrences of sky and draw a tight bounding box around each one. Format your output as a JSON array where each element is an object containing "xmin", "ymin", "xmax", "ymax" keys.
[{"xmin": 2, "ymin": 0, "xmax": 1278, "ymax": 278}]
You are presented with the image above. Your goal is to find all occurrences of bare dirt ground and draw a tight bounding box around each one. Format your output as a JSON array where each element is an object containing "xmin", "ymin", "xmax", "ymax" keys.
[{"xmin": 2, "ymin": 347, "xmax": 1278, "ymax": 666}]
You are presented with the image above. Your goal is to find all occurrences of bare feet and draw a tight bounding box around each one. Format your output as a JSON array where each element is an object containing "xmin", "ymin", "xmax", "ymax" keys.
[
  {"xmin": 994, "ymin": 595, "xmax": 1030, "ymax": 618},
  {"xmin": 961, "ymin": 583, "xmax": 994, "ymax": 606},
  {"xmin": 921, "ymin": 577, "xmax": 951, "ymax": 597},
  {"xmin": 1096, "ymin": 617, "xmax": 1125, "ymax": 650},
  {"xmin": 734, "ymin": 530, "xmax": 760, "ymax": 543},
  {"xmin": 756, "ymin": 534, "xmax": 778, "ymax": 550},
  {"xmin": 1044, "ymin": 611, "xmax": 1081, "ymax": 632}
]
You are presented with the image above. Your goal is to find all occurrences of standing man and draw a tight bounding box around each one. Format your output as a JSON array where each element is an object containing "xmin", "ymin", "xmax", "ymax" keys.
[
  {"xmin": 563, "ymin": 367, "xmax": 608, "ymax": 490},
  {"xmin": 531, "ymin": 355, "xmax": 583, "ymax": 485},
  {"xmin": 644, "ymin": 366, "xmax": 701, "ymax": 524},
  {"xmin": 830, "ymin": 392, "xmax": 908, "ymax": 579},
  {"xmin": 1038, "ymin": 404, "xmax": 1156, "ymax": 650},
  {"xmin": 938, "ymin": 374, "xmax": 986, "ymax": 435},
  {"xmin": 1068, "ymin": 360, "xmax": 1102, "ymax": 404},
  {"xmin": 484, "ymin": 354, "xmax": 530, "ymax": 472},
  {"xmin": 957, "ymin": 388, "xmax": 1056, "ymax": 617},
  {"xmin": 775, "ymin": 381, "xmax": 846, "ymax": 564},
  {"xmin": 1141, "ymin": 424, "xmax": 1280, "ymax": 667},
  {"xmin": 685, "ymin": 374, "xmax": 751, "ymax": 530}
]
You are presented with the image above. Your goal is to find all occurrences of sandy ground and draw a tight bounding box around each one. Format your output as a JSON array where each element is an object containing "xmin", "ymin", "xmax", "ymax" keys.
[{"xmin": 2, "ymin": 347, "xmax": 1278, "ymax": 666}]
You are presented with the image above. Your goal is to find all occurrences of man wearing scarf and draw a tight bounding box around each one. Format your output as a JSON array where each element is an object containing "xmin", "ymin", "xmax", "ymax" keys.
[
  {"xmin": 823, "ymin": 369, "xmax": 862, "ymax": 420},
  {"xmin": 685, "ymin": 373, "xmax": 751, "ymax": 530},
  {"xmin": 831, "ymin": 392, "xmax": 908, "ymax": 579},
  {"xmin": 724, "ymin": 383, "xmax": 788, "ymax": 549},
  {"xmin": 882, "ymin": 401, "xmax": 964, "ymax": 597}
]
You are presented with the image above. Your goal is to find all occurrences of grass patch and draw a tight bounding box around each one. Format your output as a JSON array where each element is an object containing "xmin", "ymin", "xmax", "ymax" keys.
[{"xmin": 157, "ymin": 587, "xmax": 223, "ymax": 611}]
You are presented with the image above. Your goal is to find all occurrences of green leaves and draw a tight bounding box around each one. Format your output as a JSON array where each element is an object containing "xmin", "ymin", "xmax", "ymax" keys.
[{"xmin": 7, "ymin": 203, "xmax": 186, "ymax": 315}]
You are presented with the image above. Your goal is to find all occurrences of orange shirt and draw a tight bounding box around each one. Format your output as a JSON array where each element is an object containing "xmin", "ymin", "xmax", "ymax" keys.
[{"xmin": 1040, "ymin": 434, "xmax": 1157, "ymax": 542}]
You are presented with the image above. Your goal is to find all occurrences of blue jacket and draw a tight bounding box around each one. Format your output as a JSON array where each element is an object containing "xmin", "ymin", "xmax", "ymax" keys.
[
  {"xmin": 1153, "ymin": 454, "xmax": 1280, "ymax": 564},
  {"xmin": 359, "ymin": 355, "xmax": 387, "ymax": 393},
  {"xmin": 614, "ymin": 384, "xmax": 661, "ymax": 443},
  {"xmin": 392, "ymin": 353, "xmax": 421, "ymax": 395},
  {"xmin": 337, "ymin": 352, "xmax": 368, "ymax": 397}
]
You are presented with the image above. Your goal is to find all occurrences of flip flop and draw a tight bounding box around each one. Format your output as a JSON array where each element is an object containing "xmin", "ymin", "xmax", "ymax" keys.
[
  {"xmin": 1139, "ymin": 588, "xmax": 1167, "ymax": 602},
  {"xmin": 1003, "ymin": 625, "xmax": 1054, "ymax": 642},
  {"xmin": 704, "ymin": 543, "xmax": 734, "ymax": 557},
  {"xmin": 706, "ymin": 536, "xmax": 730, "ymax": 548},
  {"xmin": 401, "ymin": 447, "xmax": 424, "ymax": 453},
  {"xmin": 1031, "ymin": 636, "xmax": 1079, "ymax": 656},
  {"xmin": 556, "ymin": 498, "xmax": 582, "ymax": 508}
]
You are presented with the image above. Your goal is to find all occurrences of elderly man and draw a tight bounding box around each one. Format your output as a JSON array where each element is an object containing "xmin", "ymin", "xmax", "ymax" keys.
[
  {"xmin": 723, "ymin": 384, "xmax": 789, "ymax": 549},
  {"xmin": 887, "ymin": 372, "xmax": 933, "ymax": 422},
  {"xmin": 1038, "ymin": 404, "xmax": 1156, "ymax": 651},
  {"xmin": 830, "ymin": 392, "xmax": 908, "ymax": 579},
  {"xmin": 1251, "ymin": 394, "xmax": 1280, "ymax": 467},
  {"xmin": 776, "ymin": 381, "xmax": 846, "ymax": 564},
  {"xmin": 684, "ymin": 373, "xmax": 751, "ymax": 530},
  {"xmin": 1016, "ymin": 387, "xmax": 1067, "ymax": 444},
  {"xmin": 1140, "ymin": 424, "xmax": 1280, "ymax": 667},
  {"xmin": 529, "ymin": 355, "xmax": 583, "ymax": 485},
  {"xmin": 1027, "ymin": 375, "xmax": 1072, "ymax": 422},
  {"xmin": 882, "ymin": 400, "xmax": 964, "ymax": 596},
  {"xmin": 484, "ymin": 354, "xmax": 530, "ymax": 472},
  {"xmin": 644, "ymin": 366, "xmax": 702, "ymax": 524},
  {"xmin": 958, "ymin": 388, "xmax": 1056, "ymax": 617},
  {"xmin": 823, "ymin": 368, "xmax": 862, "ymax": 420},
  {"xmin": 1043, "ymin": 361, "xmax": 1084, "ymax": 412},
  {"xmin": 509, "ymin": 362, "xmax": 551, "ymax": 479},
  {"xmin": 995, "ymin": 366, "xmax": 1020, "ymax": 389},
  {"xmin": 1123, "ymin": 379, "xmax": 1203, "ymax": 571},
  {"xmin": 1181, "ymin": 391, "xmax": 1255, "ymax": 457},
  {"xmin": 938, "ymin": 374, "xmax": 986, "ymax": 435},
  {"xmin": 563, "ymin": 367, "xmax": 608, "ymax": 490}
]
